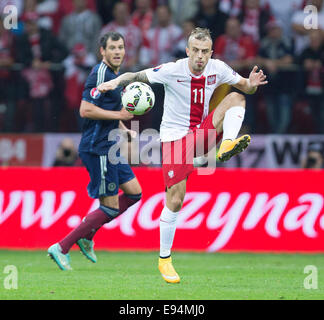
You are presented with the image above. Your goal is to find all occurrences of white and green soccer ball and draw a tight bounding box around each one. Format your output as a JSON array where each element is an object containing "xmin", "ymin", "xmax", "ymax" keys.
[{"xmin": 122, "ymin": 82, "xmax": 155, "ymax": 115}]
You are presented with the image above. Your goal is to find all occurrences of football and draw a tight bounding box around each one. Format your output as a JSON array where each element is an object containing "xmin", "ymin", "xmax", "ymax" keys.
[{"xmin": 122, "ymin": 82, "xmax": 155, "ymax": 115}]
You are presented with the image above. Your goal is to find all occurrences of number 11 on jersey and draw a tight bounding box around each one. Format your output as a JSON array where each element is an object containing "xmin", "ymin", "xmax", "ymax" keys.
[{"xmin": 193, "ymin": 88, "xmax": 204, "ymax": 104}]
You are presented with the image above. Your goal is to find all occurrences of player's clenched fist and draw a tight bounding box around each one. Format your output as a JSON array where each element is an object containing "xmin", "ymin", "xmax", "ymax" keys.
[
  {"xmin": 119, "ymin": 107, "xmax": 134, "ymax": 121},
  {"xmin": 97, "ymin": 79, "xmax": 118, "ymax": 93}
]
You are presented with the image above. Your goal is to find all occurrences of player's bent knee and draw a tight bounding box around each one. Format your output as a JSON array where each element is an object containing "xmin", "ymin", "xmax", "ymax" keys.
[
  {"xmin": 169, "ymin": 197, "xmax": 183, "ymax": 212},
  {"xmin": 227, "ymin": 92, "xmax": 246, "ymax": 107},
  {"xmin": 120, "ymin": 178, "xmax": 142, "ymax": 196},
  {"xmin": 125, "ymin": 192, "xmax": 142, "ymax": 203},
  {"xmin": 99, "ymin": 195, "xmax": 119, "ymax": 209},
  {"xmin": 135, "ymin": 185, "xmax": 143, "ymax": 195}
]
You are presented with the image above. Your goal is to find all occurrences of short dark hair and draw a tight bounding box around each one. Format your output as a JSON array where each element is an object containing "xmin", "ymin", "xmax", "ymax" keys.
[{"xmin": 100, "ymin": 31, "xmax": 125, "ymax": 49}]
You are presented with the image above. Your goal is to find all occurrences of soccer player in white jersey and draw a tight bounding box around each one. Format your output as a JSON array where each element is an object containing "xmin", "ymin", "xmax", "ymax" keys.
[{"xmin": 98, "ymin": 28, "xmax": 268, "ymax": 283}]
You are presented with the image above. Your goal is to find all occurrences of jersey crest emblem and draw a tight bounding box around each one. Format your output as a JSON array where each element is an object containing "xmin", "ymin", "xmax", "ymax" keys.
[
  {"xmin": 108, "ymin": 182, "xmax": 117, "ymax": 192},
  {"xmin": 90, "ymin": 87, "xmax": 101, "ymax": 99},
  {"xmin": 207, "ymin": 75, "xmax": 216, "ymax": 85}
]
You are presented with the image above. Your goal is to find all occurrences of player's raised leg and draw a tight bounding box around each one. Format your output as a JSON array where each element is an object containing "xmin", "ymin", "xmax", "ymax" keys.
[
  {"xmin": 158, "ymin": 178, "xmax": 186, "ymax": 283},
  {"xmin": 213, "ymin": 92, "xmax": 251, "ymax": 161}
]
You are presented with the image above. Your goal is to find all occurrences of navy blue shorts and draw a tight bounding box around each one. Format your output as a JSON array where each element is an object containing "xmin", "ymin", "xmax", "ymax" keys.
[{"xmin": 79, "ymin": 151, "xmax": 135, "ymax": 198}]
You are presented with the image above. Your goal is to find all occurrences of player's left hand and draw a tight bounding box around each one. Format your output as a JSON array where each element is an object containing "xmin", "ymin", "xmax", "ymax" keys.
[
  {"xmin": 97, "ymin": 79, "xmax": 118, "ymax": 93},
  {"xmin": 249, "ymin": 66, "xmax": 268, "ymax": 87}
]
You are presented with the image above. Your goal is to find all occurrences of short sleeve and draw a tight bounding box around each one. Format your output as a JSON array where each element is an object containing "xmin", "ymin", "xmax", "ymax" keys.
[
  {"xmin": 215, "ymin": 59, "xmax": 242, "ymax": 86},
  {"xmin": 82, "ymin": 69, "xmax": 104, "ymax": 106},
  {"xmin": 144, "ymin": 62, "xmax": 175, "ymax": 85}
]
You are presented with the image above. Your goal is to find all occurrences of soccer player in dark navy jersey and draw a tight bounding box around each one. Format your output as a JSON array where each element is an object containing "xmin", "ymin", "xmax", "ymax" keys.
[{"xmin": 48, "ymin": 32, "xmax": 142, "ymax": 270}]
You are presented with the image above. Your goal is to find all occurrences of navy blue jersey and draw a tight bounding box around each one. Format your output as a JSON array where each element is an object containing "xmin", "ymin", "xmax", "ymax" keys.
[{"xmin": 79, "ymin": 61, "xmax": 123, "ymax": 155}]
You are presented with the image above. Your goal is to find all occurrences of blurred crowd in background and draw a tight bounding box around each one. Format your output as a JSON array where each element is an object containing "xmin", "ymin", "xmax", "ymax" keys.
[{"xmin": 0, "ymin": 0, "xmax": 324, "ymax": 135}]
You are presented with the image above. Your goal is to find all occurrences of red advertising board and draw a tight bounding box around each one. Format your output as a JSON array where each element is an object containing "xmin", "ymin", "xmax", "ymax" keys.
[
  {"xmin": 0, "ymin": 167, "xmax": 324, "ymax": 252},
  {"xmin": 0, "ymin": 134, "xmax": 44, "ymax": 166}
]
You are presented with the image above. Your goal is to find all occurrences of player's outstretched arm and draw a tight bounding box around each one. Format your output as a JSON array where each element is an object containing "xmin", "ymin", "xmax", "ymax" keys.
[
  {"xmin": 233, "ymin": 66, "xmax": 268, "ymax": 95},
  {"xmin": 97, "ymin": 71, "xmax": 149, "ymax": 93},
  {"xmin": 80, "ymin": 100, "xmax": 133, "ymax": 121}
]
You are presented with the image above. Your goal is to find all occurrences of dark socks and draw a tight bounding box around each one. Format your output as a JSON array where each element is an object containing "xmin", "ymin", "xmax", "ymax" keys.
[
  {"xmin": 84, "ymin": 193, "xmax": 142, "ymax": 241},
  {"xmin": 59, "ymin": 206, "xmax": 117, "ymax": 254},
  {"xmin": 58, "ymin": 193, "xmax": 142, "ymax": 254},
  {"xmin": 118, "ymin": 193, "xmax": 142, "ymax": 214}
]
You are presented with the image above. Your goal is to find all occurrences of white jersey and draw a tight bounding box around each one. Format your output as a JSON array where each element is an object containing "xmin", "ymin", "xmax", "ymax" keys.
[{"xmin": 145, "ymin": 58, "xmax": 242, "ymax": 142}]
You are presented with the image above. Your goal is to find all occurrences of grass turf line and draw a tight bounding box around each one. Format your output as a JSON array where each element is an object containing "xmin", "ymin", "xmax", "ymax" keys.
[{"xmin": 0, "ymin": 250, "xmax": 323, "ymax": 300}]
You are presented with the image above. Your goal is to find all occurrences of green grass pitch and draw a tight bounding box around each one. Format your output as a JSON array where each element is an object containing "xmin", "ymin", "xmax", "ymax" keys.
[{"xmin": 0, "ymin": 250, "xmax": 323, "ymax": 300}]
